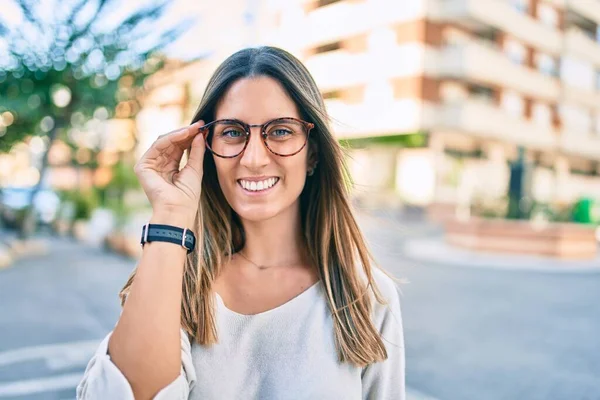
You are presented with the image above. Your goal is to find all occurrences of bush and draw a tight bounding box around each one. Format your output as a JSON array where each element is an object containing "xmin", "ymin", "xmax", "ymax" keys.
[
  {"xmin": 58, "ymin": 190, "xmax": 99, "ymax": 222},
  {"xmin": 572, "ymin": 197, "xmax": 600, "ymax": 224},
  {"xmin": 470, "ymin": 195, "xmax": 508, "ymax": 219}
]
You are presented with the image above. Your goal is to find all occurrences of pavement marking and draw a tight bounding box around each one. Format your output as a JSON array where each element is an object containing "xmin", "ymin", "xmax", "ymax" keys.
[
  {"xmin": 0, "ymin": 340, "xmax": 100, "ymax": 370},
  {"xmin": 0, "ymin": 372, "xmax": 82, "ymax": 397}
]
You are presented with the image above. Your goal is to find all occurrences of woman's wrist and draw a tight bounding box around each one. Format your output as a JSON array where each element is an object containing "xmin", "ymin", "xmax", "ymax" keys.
[{"xmin": 149, "ymin": 209, "xmax": 196, "ymax": 229}]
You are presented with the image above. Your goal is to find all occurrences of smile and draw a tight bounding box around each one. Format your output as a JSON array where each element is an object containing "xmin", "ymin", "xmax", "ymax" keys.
[{"xmin": 237, "ymin": 177, "xmax": 280, "ymax": 193}]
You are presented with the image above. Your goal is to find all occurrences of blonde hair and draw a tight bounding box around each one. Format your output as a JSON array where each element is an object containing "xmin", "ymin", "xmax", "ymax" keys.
[{"xmin": 120, "ymin": 46, "xmax": 388, "ymax": 367}]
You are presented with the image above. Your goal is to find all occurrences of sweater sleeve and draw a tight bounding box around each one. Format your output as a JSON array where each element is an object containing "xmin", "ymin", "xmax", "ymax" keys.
[
  {"xmin": 361, "ymin": 269, "xmax": 406, "ymax": 400},
  {"xmin": 76, "ymin": 328, "xmax": 196, "ymax": 400}
]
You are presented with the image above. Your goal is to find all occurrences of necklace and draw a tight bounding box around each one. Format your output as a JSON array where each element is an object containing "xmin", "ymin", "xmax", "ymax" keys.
[
  {"xmin": 237, "ymin": 251, "xmax": 268, "ymax": 270},
  {"xmin": 237, "ymin": 250, "xmax": 301, "ymax": 270}
]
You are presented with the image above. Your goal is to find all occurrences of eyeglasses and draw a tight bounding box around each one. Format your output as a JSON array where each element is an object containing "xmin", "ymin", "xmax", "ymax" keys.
[{"xmin": 199, "ymin": 117, "xmax": 315, "ymax": 158}]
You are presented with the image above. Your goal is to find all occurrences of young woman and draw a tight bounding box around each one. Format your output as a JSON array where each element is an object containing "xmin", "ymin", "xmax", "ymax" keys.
[{"xmin": 77, "ymin": 46, "xmax": 405, "ymax": 400}]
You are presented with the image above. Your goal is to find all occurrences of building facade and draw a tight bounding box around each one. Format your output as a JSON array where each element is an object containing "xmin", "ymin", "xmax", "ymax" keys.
[{"xmin": 139, "ymin": 0, "xmax": 600, "ymax": 211}]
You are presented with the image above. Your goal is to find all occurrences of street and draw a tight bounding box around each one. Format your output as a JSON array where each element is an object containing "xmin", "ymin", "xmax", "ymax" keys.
[{"xmin": 0, "ymin": 212, "xmax": 599, "ymax": 400}]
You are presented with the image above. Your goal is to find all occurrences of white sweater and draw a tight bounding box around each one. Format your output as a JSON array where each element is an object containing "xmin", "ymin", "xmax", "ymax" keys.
[{"xmin": 76, "ymin": 268, "xmax": 405, "ymax": 399}]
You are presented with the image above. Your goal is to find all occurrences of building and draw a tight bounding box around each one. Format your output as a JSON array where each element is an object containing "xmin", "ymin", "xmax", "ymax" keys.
[{"xmin": 138, "ymin": 0, "xmax": 600, "ymax": 212}]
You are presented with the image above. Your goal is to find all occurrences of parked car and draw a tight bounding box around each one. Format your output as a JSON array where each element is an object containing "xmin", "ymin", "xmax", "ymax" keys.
[{"xmin": 0, "ymin": 187, "xmax": 60, "ymax": 229}]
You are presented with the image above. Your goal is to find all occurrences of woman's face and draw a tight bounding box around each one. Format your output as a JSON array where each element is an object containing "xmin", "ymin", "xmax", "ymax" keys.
[{"xmin": 212, "ymin": 76, "xmax": 315, "ymax": 222}]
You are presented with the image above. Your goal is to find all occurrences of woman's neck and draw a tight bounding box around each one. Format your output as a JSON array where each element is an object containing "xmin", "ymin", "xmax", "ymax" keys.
[{"xmin": 237, "ymin": 201, "xmax": 308, "ymax": 268}]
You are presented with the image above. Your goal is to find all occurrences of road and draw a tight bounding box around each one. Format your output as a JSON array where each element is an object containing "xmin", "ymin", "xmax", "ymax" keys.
[{"xmin": 0, "ymin": 212, "xmax": 599, "ymax": 399}]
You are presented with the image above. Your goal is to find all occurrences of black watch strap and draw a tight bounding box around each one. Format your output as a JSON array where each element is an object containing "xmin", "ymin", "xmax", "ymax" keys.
[{"xmin": 140, "ymin": 223, "xmax": 196, "ymax": 254}]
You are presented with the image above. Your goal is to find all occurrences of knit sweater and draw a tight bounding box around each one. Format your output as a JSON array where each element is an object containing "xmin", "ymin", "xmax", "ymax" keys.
[{"xmin": 76, "ymin": 268, "xmax": 405, "ymax": 399}]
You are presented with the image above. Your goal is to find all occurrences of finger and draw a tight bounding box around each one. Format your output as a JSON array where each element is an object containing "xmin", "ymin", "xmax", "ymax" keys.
[
  {"xmin": 185, "ymin": 130, "xmax": 206, "ymax": 176},
  {"xmin": 141, "ymin": 121, "xmax": 204, "ymax": 162},
  {"xmin": 170, "ymin": 120, "xmax": 204, "ymax": 145}
]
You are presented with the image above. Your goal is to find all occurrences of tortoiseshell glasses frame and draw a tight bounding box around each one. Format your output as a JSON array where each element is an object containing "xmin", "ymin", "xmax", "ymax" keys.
[{"xmin": 199, "ymin": 117, "xmax": 315, "ymax": 158}]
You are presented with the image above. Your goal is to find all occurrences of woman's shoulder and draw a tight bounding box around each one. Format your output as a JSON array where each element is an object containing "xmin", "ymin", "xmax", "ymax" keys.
[
  {"xmin": 370, "ymin": 267, "xmax": 400, "ymax": 304},
  {"xmin": 368, "ymin": 267, "xmax": 402, "ymax": 328}
]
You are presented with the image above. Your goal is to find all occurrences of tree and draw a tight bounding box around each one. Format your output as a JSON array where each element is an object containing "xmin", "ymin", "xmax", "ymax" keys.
[{"xmin": 0, "ymin": 0, "xmax": 194, "ymax": 237}]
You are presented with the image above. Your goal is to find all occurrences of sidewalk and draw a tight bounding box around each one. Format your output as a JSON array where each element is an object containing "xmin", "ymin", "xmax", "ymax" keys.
[
  {"xmin": 0, "ymin": 229, "xmax": 50, "ymax": 269},
  {"xmin": 403, "ymin": 236, "xmax": 600, "ymax": 273}
]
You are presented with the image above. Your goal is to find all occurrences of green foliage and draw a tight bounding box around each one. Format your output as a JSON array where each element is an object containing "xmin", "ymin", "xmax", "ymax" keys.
[
  {"xmin": 107, "ymin": 159, "xmax": 140, "ymax": 192},
  {"xmin": 471, "ymin": 195, "xmax": 509, "ymax": 219},
  {"xmin": 339, "ymin": 132, "xmax": 428, "ymax": 149},
  {"xmin": 0, "ymin": 0, "xmax": 195, "ymax": 152},
  {"xmin": 59, "ymin": 189, "xmax": 99, "ymax": 221},
  {"xmin": 471, "ymin": 194, "xmax": 600, "ymax": 225},
  {"xmin": 100, "ymin": 158, "xmax": 144, "ymax": 229},
  {"xmin": 572, "ymin": 197, "xmax": 600, "ymax": 224}
]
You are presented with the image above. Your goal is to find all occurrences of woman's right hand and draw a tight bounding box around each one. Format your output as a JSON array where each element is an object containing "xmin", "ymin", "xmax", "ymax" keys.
[{"xmin": 134, "ymin": 120, "xmax": 206, "ymax": 221}]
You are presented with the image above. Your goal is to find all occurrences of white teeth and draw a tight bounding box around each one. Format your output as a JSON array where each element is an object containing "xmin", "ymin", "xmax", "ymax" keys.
[{"xmin": 239, "ymin": 178, "xmax": 278, "ymax": 192}]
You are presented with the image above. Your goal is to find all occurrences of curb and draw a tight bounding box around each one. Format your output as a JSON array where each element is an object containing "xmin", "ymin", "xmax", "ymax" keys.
[
  {"xmin": 402, "ymin": 238, "xmax": 600, "ymax": 273},
  {"xmin": 0, "ymin": 243, "xmax": 13, "ymax": 269},
  {"xmin": 0, "ymin": 238, "xmax": 50, "ymax": 269}
]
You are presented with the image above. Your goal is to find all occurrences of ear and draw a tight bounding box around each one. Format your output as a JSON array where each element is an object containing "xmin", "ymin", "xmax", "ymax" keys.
[{"xmin": 307, "ymin": 138, "xmax": 319, "ymax": 171}]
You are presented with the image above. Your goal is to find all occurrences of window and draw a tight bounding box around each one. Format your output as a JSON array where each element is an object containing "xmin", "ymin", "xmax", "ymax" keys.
[
  {"xmin": 441, "ymin": 82, "xmax": 469, "ymax": 102},
  {"xmin": 537, "ymin": 4, "xmax": 558, "ymax": 28},
  {"xmin": 509, "ymin": 0, "xmax": 528, "ymax": 13},
  {"xmin": 561, "ymin": 57, "xmax": 594, "ymax": 89},
  {"xmin": 322, "ymin": 90, "xmax": 341, "ymax": 100},
  {"xmin": 317, "ymin": 0, "xmax": 341, "ymax": 7},
  {"xmin": 501, "ymin": 91, "xmax": 524, "ymax": 118},
  {"xmin": 469, "ymin": 84, "xmax": 495, "ymax": 104},
  {"xmin": 536, "ymin": 53, "xmax": 557, "ymax": 76},
  {"xmin": 314, "ymin": 41, "xmax": 342, "ymax": 54},
  {"xmin": 532, "ymin": 103, "xmax": 552, "ymax": 127},
  {"xmin": 560, "ymin": 105, "xmax": 592, "ymax": 133},
  {"xmin": 594, "ymin": 114, "xmax": 600, "ymax": 136},
  {"xmin": 504, "ymin": 38, "xmax": 526, "ymax": 65}
]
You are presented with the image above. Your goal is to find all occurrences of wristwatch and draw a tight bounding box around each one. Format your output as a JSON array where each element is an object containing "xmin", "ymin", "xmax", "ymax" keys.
[{"xmin": 140, "ymin": 223, "xmax": 196, "ymax": 254}]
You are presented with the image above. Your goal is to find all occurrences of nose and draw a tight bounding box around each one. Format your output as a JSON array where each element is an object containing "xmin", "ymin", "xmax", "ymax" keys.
[{"xmin": 239, "ymin": 126, "xmax": 270, "ymax": 169}]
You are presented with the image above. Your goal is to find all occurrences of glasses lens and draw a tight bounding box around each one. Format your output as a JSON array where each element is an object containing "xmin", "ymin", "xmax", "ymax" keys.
[
  {"xmin": 264, "ymin": 119, "xmax": 308, "ymax": 156},
  {"xmin": 208, "ymin": 121, "xmax": 247, "ymax": 157}
]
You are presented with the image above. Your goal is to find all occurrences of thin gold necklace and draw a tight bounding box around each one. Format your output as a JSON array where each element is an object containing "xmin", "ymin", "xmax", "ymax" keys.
[{"xmin": 237, "ymin": 250, "xmax": 301, "ymax": 270}]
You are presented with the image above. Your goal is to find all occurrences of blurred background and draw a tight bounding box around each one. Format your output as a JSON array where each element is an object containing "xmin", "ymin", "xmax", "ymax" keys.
[{"xmin": 1, "ymin": 0, "xmax": 600, "ymax": 399}]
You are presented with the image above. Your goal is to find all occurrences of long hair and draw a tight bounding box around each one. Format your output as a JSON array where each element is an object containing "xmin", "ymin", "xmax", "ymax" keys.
[{"xmin": 120, "ymin": 46, "xmax": 388, "ymax": 366}]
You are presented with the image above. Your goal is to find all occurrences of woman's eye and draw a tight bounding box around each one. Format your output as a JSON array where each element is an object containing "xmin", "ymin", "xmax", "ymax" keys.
[
  {"xmin": 270, "ymin": 128, "xmax": 292, "ymax": 137},
  {"xmin": 222, "ymin": 129, "xmax": 243, "ymax": 137}
]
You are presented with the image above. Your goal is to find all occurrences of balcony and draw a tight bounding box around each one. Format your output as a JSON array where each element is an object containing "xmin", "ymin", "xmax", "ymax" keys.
[
  {"xmin": 325, "ymin": 98, "xmax": 436, "ymax": 139},
  {"xmin": 304, "ymin": 44, "xmax": 428, "ymax": 91},
  {"xmin": 435, "ymin": 99, "xmax": 558, "ymax": 151},
  {"xmin": 559, "ymin": 128, "xmax": 600, "ymax": 160},
  {"xmin": 302, "ymin": 0, "xmax": 430, "ymax": 48},
  {"xmin": 565, "ymin": 0, "xmax": 600, "ymax": 27},
  {"xmin": 562, "ymin": 84, "xmax": 600, "ymax": 111},
  {"xmin": 564, "ymin": 27, "xmax": 600, "ymax": 67},
  {"xmin": 304, "ymin": 50, "xmax": 365, "ymax": 91},
  {"xmin": 436, "ymin": 41, "xmax": 560, "ymax": 101},
  {"xmin": 432, "ymin": 0, "xmax": 562, "ymax": 55},
  {"xmin": 303, "ymin": 1, "xmax": 371, "ymax": 48}
]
